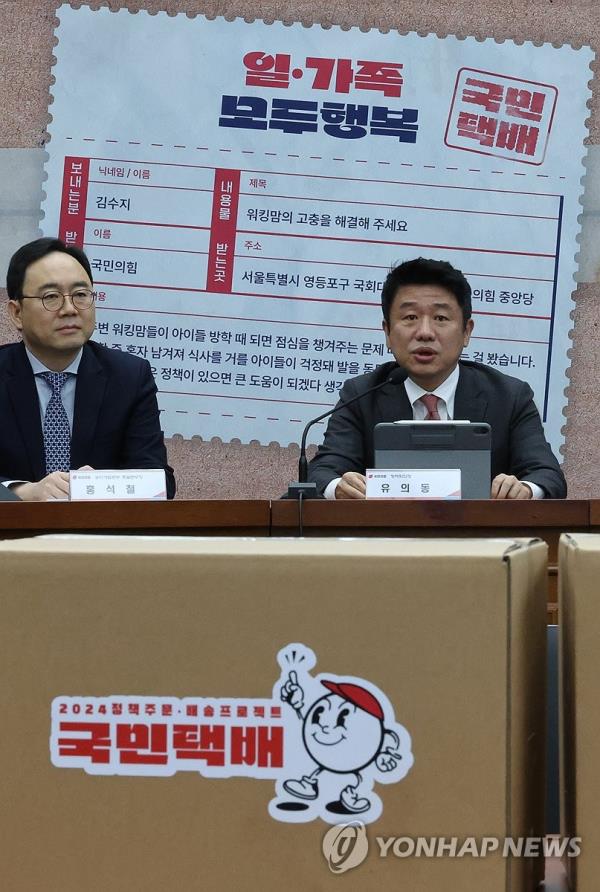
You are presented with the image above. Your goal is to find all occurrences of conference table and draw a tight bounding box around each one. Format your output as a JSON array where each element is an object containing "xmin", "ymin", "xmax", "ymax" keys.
[{"xmin": 0, "ymin": 498, "xmax": 594, "ymax": 621}]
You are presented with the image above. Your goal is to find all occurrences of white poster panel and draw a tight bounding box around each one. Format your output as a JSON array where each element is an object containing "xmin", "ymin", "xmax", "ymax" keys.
[{"xmin": 42, "ymin": 7, "xmax": 593, "ymax": 451}]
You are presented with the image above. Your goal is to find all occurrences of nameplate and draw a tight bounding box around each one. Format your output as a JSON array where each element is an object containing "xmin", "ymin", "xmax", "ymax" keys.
[
  {"xmin": 69, "ymin": 470, "xmax": 167, "ymax": 501},
  {"xmin": 365, "ymin": 468, "xmax": 461, "ymax": 500}
]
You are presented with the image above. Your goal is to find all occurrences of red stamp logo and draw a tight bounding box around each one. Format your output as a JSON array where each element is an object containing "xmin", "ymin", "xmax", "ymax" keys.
[{"xmin": 445, "ymin": 68, "xmax": 558, "ymax": 165}]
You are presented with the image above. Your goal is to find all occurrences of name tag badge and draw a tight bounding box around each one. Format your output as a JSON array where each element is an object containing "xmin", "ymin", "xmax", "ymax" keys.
[
  {"xmin": 366, "ymin": 468, "xmax": 461, "ymax": 500},
  {"xmin": 69, "ymin": 469, "xmax": 167, "ymax": 501}
]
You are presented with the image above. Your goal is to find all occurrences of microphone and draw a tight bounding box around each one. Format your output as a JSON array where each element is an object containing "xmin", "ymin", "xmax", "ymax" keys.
[{"xmin": 287, "ymin": 366, "xmax": 407, "ymax": 499}]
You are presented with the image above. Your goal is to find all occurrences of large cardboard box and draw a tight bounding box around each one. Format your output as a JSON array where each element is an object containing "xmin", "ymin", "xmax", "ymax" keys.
[
  {"xmin": 0, "ymin": 536, "xmax": 547, "ymax": 891},
  {"xmin": 559, "ymin": 533, "xmax": 600, "ymax": 890}
]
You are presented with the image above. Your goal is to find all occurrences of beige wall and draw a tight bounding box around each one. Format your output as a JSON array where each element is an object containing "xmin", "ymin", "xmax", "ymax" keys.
[{"xmin": 0, "ymin": 0, "xmax": 598, "ymax": 498}]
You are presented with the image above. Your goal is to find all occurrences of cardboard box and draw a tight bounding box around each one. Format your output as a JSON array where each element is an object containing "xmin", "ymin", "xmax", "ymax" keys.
[
  {"xmin": 0, "ymin": 535, "xmax": 547, "ymax": 891},
  {"xmin": 559, "ymin": 533, "xmax": 600, "ymax": 890}
]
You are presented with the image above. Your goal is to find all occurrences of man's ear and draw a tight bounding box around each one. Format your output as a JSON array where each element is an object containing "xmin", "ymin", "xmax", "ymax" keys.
[
  {"xmin": 7, "ymin": 300, "xmax": 23, "ymax": 332},
  {"xmin": 463, "ymin": 318, "xmax": 474, "ymax": 347},
  {"xmin": 382, "ymin": 318, "xmax": 391, "ymax": 349}
]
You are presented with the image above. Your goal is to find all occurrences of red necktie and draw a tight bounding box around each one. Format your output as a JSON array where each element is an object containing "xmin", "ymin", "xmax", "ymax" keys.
[{"xmin": 420, "ymin": 394, "xmax": 440, "ymax": 420}]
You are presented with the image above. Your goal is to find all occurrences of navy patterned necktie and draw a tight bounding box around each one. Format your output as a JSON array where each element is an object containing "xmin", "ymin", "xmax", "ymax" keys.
[{"xmin": 40, "ymin": 372, "xmax": 71, "ymax": 473}]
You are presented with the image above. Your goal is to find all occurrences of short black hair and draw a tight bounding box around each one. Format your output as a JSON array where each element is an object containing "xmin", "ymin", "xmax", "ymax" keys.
[
  {"xmin": 6, "ymin": 237, "xmax": 93, "ymax": 300},
  {"xmin": 381, "ymin": 258, "xmax": 472, "ymax": 328}
]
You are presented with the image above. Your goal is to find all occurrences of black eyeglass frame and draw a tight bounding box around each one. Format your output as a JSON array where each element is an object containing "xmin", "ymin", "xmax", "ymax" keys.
[{"xmin": 18, "ymin": 288, "xmax": 96, "ymax": 311}]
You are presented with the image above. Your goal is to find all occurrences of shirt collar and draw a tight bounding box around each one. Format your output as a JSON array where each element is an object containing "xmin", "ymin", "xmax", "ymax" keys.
[
  {"xmin": 404, "ymin": 363, "xmax": 460, "ymax": 409},
  {"xmin": 26, "ymin": 346, "xmax": 83, "ymax": 377}
]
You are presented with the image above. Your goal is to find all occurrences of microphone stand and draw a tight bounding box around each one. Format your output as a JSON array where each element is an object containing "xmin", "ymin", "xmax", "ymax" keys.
[
  {"xmin": 287, "ymin": 367, "xmax": 407, "ymax": 506},
  {"xmin": 287, "ymin": 407, "xmax": 333, "ymax": 501}
]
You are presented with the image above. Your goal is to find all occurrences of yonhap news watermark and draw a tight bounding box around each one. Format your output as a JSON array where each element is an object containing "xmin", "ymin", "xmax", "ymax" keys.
[{"xmin": 322, "ymin": 823, "xmax": 581, "ymax": 874}]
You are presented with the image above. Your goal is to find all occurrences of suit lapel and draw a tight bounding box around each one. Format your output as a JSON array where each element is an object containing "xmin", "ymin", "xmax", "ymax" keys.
[
  {"xmin": 71, "ymin": 344, "xmax": 107, "ymax": 468},
  {"xmin": 5, "ymin": 343, "xmax": 46, "ymax": 479},
  {"xmin": 453, "ymin": 364, "xmax": 488, "ymax": 421},
  {"xmin": 375, "ymin": 373, "xmax": 413, "ymax": 421}
]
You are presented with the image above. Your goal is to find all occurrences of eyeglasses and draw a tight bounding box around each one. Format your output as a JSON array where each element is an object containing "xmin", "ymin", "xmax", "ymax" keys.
[{"xmin": 19, "ymin": 288, "xmax": 96, "ymax": 312}]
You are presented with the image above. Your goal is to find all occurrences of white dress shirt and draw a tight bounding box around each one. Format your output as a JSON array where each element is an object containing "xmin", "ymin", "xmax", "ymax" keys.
[{"xmin": 403, "ymin": 364, "xmax": 459, "ymax": 421}]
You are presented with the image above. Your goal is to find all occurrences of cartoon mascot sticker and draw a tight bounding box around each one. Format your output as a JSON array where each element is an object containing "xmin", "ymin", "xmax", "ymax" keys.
[
  {"xmin": 269, "ymin": 644, "xmax": 414, "ymax": 824},
  {"xmin": 50, "ymin": 641, "xmax": 413, "ymax": 828}
]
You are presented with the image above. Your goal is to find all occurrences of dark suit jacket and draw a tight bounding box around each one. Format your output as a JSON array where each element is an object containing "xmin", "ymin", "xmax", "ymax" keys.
[
  {"xmin": 307, "ymin": 360, "xmax": 566, "ymax": 499},
  {"xmin": 0, "ymin": 340, "xmax": 175, "ymax": 499}
]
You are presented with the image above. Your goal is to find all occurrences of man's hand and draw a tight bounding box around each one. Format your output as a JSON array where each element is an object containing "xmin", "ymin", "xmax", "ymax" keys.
[
  {"xmin": 335, "ymin": 472, "xmax": 367, "ymax": 500},
  {"xmin": 491, "ymin": 474, "xmax": 533, "ymax": 500},
  {"xmin": 12, "ymin": 472, "xmax": 70, "ymax": 502}
]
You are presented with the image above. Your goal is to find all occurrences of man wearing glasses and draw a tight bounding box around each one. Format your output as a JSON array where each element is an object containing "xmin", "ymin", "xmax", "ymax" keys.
[{"xmin": 1, "ymin": 237, "xmax": 175, "ymax": 500}]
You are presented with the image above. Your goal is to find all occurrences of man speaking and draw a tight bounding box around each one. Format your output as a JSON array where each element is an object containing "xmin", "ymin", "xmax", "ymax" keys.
[
  {"xmin": 1, "ymin": 237, "xmax": 175, "ymax": 500},
  {"xmin": 307, "ymin": 258, "xmax": 566, "ymax": 500}
]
